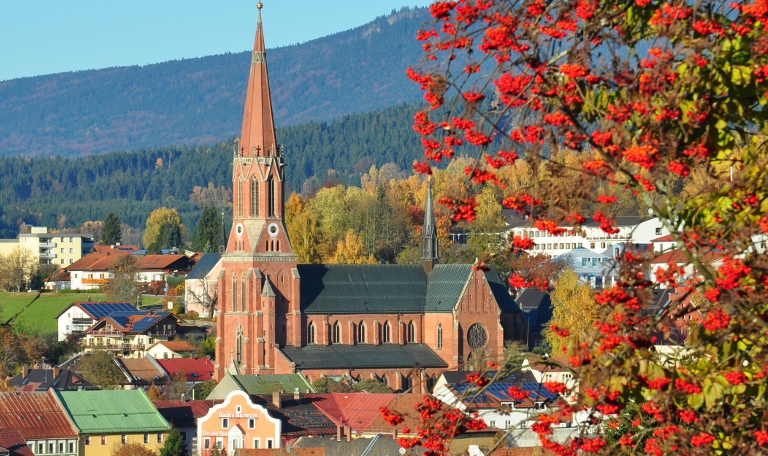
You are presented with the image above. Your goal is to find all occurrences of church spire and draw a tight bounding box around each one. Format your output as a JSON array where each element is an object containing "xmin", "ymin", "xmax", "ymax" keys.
[
  {"xmin": 240, "ymin": 1, "xmax": 277, "ymax": 158},
  {"xmin": 218, "ymin": 212, "xmax": 227, "ymax": 254},
  {"xmin": 421, "ymin": 177, "xmax": 439, "ymax": 273}
]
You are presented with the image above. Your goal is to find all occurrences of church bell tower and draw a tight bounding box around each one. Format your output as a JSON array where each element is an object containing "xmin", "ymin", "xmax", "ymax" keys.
[{"xmin": 215, "ymin": 2, "xmax": 301, "ymax": 380}]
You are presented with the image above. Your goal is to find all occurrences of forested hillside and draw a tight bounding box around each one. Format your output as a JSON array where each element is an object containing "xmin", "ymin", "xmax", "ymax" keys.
[
  {"xmin": 0, "ymin": 100, "xmax": 427, "ymax": 238},
  {"xmin": 0, "ymin": 7, "xmax": 428, "ymax": 157}
]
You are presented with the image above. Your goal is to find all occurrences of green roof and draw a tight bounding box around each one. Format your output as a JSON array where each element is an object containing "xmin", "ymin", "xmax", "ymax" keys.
[
  {"xmin": 297, "ymin": 264, "xmax": 519, "ymax": 314},
  {"xmin": 54, "ymin": 390, "xmax": 170, "ymax": 434},
  {"xmin": 232, "ymin": 374, "xmax": 314, "ymax": 395}
]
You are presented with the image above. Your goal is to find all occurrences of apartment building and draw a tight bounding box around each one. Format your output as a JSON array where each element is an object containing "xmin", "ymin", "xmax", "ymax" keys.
[{"xmin": 17, "ymin": 226, "xmax": 94, "ymax": 266}]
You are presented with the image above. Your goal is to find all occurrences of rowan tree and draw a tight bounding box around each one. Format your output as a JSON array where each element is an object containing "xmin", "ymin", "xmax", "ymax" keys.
[{"xmin": 379, "ymin": 0, "xmax": 768, "ymax": 454}]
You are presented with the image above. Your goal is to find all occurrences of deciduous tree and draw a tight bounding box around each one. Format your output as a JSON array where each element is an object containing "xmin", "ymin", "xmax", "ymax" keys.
[
  {"xmin": 143, "ymin": 207, "xmax": 186, "ymax": 250},
  {"xmin": 102, "ymin": 255, "xmax": 141, "ymax": 304},
  {"xmin": 543, "ymin": 269, "xmax": 599, "ymax": 355},
  {"xmin": 80, "ymin": 352, "xmax": 124, "ymax": 390}
]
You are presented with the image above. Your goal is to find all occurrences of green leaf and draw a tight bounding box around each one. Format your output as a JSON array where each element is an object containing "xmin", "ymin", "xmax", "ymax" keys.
[
  {"xmin": 688, "ymin": 392, "xmax": 704, "ymax": 409},
  {"xmin": 704, "ymin": 379, "xmax": 726, "ymax": 410}
]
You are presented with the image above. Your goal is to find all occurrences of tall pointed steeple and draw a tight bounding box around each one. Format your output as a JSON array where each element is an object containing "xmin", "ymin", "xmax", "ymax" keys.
[
  {"xmin": 240, "ymin": 1, "xmax": 277, "ymax": 158},
  {"xmin": 421, "ymin": 177, "xmax": 439, "ymax": 273}
]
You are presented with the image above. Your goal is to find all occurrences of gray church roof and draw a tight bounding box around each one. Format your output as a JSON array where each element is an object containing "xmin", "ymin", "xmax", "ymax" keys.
[
  {"xmin": 186, "ymin": 253, "xmax": 221, "ymax": 280},
  {"xmin": 279, "ymin": 344, "xmax": 448, "ymax": 370},
  {"xmin": 297, "ymin": 264, "xmax": 519, "ymax": 315}
]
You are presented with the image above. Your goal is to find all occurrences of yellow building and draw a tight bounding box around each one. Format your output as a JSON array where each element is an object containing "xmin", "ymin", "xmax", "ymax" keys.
[
  {"xmin": 19, "ymin": 227, "xmax": 94, "ymax": 266},
  {"xmin": 53, "ymin": 389, "xmax": 170, "ymax": 456}
]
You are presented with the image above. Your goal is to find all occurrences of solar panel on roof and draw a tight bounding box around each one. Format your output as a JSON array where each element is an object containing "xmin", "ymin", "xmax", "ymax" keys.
[{"xmin": 80, "ymin": 303, "xmax": 137, "ymax": 319}]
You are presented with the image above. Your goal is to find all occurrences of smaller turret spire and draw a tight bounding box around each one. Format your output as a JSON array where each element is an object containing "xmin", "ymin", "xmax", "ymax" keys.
[
  {"xmin": 421, "ymin": 177, "xmax": 439, "ymax": 273},
  {"xmin": 218, "ymin": 212, "xmax": 228, "ymax": 254}
]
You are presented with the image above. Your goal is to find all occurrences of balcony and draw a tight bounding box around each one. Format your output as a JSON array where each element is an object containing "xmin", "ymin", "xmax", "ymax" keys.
[
  {"xmin": 81, "ymin": 278, "xmax": 109, "ymax": 285},
  {"xmin": 39, "ymin": 251, "xmax": 56, "ymax": 259},
  {"xmin": 72, "ymin": 318, "xmax": 93, "ymax": 325},
  {"xmin": 90, "ymin": 330, "xmax": 121, "ymax": 336},
  {"xmin": 39, "ymin": 241, "xmax": 55, "ymax": 248}
]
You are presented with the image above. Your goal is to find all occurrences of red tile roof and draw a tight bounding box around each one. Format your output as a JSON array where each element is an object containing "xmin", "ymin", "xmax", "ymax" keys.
[
  {"xmin": 153, "ymin": 341, "xmax": 197, "ymax": 353},
  {"xmin": 93, "ymin": 245, "xmax": 138, "ymax": 254},
  {"xmin": 66, "ymin": 251, "xmax": 128, "ymax": 272},
  {"xmin": 651, "ymin": 249, "xmax": 724, "ymax": 264},
  {"xmin": 155, "ymin": 357, "xmax": 214, "ymax": 382},
  {"xmin": 0, "ymin": 391, "xmax": 79, "ymax": 439},
  {"xmin": 651, "ymin": 234, "xmax": 675, "ymax": 242},
  {"xmin": 306, "ymin": 393, "xmax": 397, "ymax": 432},
  {"xmin": 137, "ymin": 255, "xmax": 187, "ymax": 270},
  {"xmin": 365, "ymin": 393, "xmax": 439, "ymax": 435},
  {"xmin": 0, "ymin": 430, "xmax": 34, "ymax": 456}
]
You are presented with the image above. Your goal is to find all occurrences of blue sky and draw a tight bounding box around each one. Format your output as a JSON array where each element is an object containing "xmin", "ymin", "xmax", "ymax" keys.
[{"xmin": 0, "ymin": 1, "xmax": 433, "ymax": 81}]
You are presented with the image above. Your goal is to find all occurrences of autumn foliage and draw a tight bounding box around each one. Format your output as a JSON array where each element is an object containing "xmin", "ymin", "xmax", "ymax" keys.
[{"xmin": 381, "ymin": 0, "xmax": 768, "ymax": 454}]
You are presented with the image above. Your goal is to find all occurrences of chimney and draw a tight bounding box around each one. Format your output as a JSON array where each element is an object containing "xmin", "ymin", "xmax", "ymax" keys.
[
  {"xmin": 272, "ymin": 391, "xmax": 281, "ymax": 409},
  {"xmin": 393, "ymin": 429, "xmax": 398, "ymax": 439},
  {"xmin": 53, "ymin": 366, "xmax": 60, "ymax": 378},
  {"xmin": 294, "ymin": 388, "xmax": 300, "ymax": 401},
  {"xmin": 181, "ymin": 393, "xmax": 186, "ymax": 402},
  {"xmin": 337, "ymin": 425, "xmax": 342, "ymax": 441},
  {"xmin": 22, "ymin": 365, "xmax": 29, "ymax": 379},
  {"xmin": 346, "ymin": 425, "xmax": 352, "ymax": 442}
]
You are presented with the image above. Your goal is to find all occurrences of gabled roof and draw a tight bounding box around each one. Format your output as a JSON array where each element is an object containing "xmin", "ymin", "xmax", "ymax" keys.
[
  {"xmin": 93, "ymin": 245, "xmax": 138, "ymax": 254},
  {"xmin": 136, "ymin": 254, "xmax": 189, "ymax": 270},
  {"xmin": 0, "ymin": 430, "xmax": 33, "ymax": 456},
  {"xmin": 118, "ymin": 358, "xmax": 167, "ymax": 385},
  {"xmin": 155, "ymin": 357, "xmax": 214, "ymax": 382},
  {"xmin": 150, "ymin": 341, "xmax": 197, "ymax": 353},
  {"xmin": 54, "ymin": 390, "xmax": 170, "ymax": 434},
  {"xmin": 515, "ymin": 289, "xmax": 551, "ymax": 311},
  {"xmin": 232, "ymin": 374, "xmax": 314, "ymax": 395},
  {"xmin": 55, "ymin": 302, "xmax": 136, "ymax": 320},
  {"xmin": 365, "ymin": 393, "xmax": 444, "ymax": 434},
  {"xmin": 279, "ymin": 344, "xmax": 448, "ymax": 370},
  {"xmin": 186, "ymin": 253, "xmax": 221, "ymax": 280},
  {"xmin": 8, "ymin": 368, "xmax": 96, "ymax": 392},
  {"xmin": 153, "ymin": 400, "xmax": 219, "ymax": 428},
  {"xmin": 298, "ymin": 264, "xmax": 519, "ymax": 315},
  {"xmin": 0, "ymin": 391, "xmax": 79, "ymax": 439},
  {"xmin": 66, "ymin": 251, "xmax": 128, "ymax": 272},
  {"xmin": 249, "ymin": 394, "xmax": 336, "ymax": 438},
  {"xmin": 651, "ymin": 234, "xmax": 675, "ymax": 243},
  {"xmin": 93, "ymin": 311, "xmax": 178, "ymax": 335},
  {"xmin": 307, "ymin": 393, "xmax": 396, "ymax": 431}
]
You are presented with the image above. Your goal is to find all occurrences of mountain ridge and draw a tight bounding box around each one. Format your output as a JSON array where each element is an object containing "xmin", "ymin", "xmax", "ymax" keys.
[{"xmin": 0, "ymin": 7, "xmax": 429, "ymax": 157}]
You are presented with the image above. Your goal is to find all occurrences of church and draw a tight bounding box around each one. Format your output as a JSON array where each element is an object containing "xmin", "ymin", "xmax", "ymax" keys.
[{"xmin": 214, "ymin": 4, "xmax": 524, "ymax": 392}]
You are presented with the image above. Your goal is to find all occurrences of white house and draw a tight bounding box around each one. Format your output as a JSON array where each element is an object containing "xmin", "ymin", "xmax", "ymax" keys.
[{"xmin": 55, "ymin": 301, "xmax": 138, "ymax": 342}]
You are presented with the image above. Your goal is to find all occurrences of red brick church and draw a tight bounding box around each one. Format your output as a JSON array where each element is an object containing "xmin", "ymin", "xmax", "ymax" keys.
[{"xmin": 214, "ymin": 4, "xmax": 524, "ymax": 391}]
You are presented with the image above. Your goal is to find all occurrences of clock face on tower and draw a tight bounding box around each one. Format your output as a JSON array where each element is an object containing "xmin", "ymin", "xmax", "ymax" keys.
[
  {"xmin": 236, "ymin": 223, "xmax": 244, "ymax": 237},
  {"xmin": 268, "ymin": 222, "xmax": 279, "ymax": 237}
]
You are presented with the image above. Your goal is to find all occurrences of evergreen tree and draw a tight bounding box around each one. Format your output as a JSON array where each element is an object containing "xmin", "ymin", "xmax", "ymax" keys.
[
  {"xmin": 100, "ymin": 212, "xmax": 122, "ymax": 245},
  {"xmin": 191, "ymin": 203, "xmax": 221, "ymax": 253},
  {"xmin": 159, "ymin": 429, "xmax": 188, "ymax": 456}
]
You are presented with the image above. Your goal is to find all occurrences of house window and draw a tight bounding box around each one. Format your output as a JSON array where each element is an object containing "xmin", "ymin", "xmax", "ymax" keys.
[
  {"xmin": 436, "ymin": 323, "xmax": 443, "ymax": 349},
  {"xmin": 249, "ymin": 419, "xmax": 255, "ymax": 429},
  {"xmin": 383, "ymin": 321, "xmax": 391, "ymax": 343},
  {"xmin": 489, "ymin": 420, "xmax": 496, "ymax": 428},
  {"xmin": 236, "ymin": 326, "xmax": 243, "ymax": 365},
  {"xmin": 222, "ymin": 418, "xmax": 229, "ymax": 428},
  {"xmin": 590, "ymin": 243, "xmax": 595, "ymax": 249},
  {"xmin": 59, "ymin": 443, "xmax": 64, "ymax": 452},
  {"xmin": 157, "ymin": 434, "xmax": 162, "ymax": 444},
  {"xmin": 70, "ymin": 248, "xmax": 73, "ymax": 253},
  {"xmin": 333, "ymin": 322, "xmax": 340, "ymax": 343},
  {"xmin": 408, "ymin": 322, "xmax": 415, "ymax": 343},
  {"xmin": 121, "ymin": 435, "xmax": 127, "ymax": 444},
  {"xmin": 101, "ymin": 436, "xmax": 107, "ymax": 446},
  {"xmin": 204, "ymin": 438, "xmax": 210, "ymax": 450},
  {"xmin": 655, "ymin": 227, "xmax": 662, "ymax": 235},
  {"xmin": 534, "ymin": 402, "xmax": 545, "ymax": 410},
  {"xmin": 505, "ymin": 421, "xmax": 511, "ymax": 429},
  {"xmin": 38, "ymin": 443, "xmax": 44, "ymax": 453},
  {"xmin": 84, "ymin": 437, "xmax": 90, "ymax": 446},
  {"xmin": 582, "ymin": 258, "xmax": 587, "ymax": 266},
  {"xmin": 144, "ymin": 434, "xmax": 148, "ymax": 444},
  {"xmin": 69, "ymin": 442, "xmax": 74, "ymax": 453},
  {"xmin": 253, "ymin": 439, "xmax": 260, "ymax": 449},
  {"xmin": 308, "ymin": 322, "xmax": 315, "ymax": 344},
  {"xmin": 267, "ymin": 439, "xmax": 273, "ymax": 449},
  {"xmin": 382, "ymin": 374, "xmax": 388, "ymax": 386},
  {"xmin": 215, "ymin": 438, "xmax": 223, "ymax": 449},
  {"xmin": 358, "ymin": 322, "xmax": 366, "ymax": 343}
]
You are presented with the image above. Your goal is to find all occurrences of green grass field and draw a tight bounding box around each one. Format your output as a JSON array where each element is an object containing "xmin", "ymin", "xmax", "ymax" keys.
[{"xmin": 0, "ymin": 292, "xmax": 165, "ymax": 335}]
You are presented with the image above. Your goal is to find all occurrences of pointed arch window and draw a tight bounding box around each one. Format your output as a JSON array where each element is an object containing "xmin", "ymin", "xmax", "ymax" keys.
[
  {"xmin": 237, "ymin": 181, "xmax": 243, "ymax": 216},
  {"xmin": 241, "ymin": 273, "xmax": 247, "ymax": 312},
  {"xmin": 437, "ymin": 323, "xmax": 443, "ymax": 349},
  {"xmin": 231, "ymin": 274, "xmax": 237, "ymax": 312},
  {"xmin": 332, "ymin": 322, "xmax": 340, "ymax": 344},
  {"xmin": 358, "ymin": 322, "xmax": 366, "ymax": 344},
  {"xmin": 383, "ymin": 321, "xmax": 391, "ymax": 343},
  {"xmin": 268, "ymin": 176, "xmax": 275, "ymax": 217},
  {"xmin": 381, "ymin": 374, "xmax": 388, "ymax": 386},
  {"xmin": 408, "ymin": 322, "xmax": 416, "ymax": 343},
  {"xmin": 236, "ymin": 325, "xmax": 243, "ymax": 365},
  {"xmin": 308, "ymin": 322, "xmax": 316, "ymax": 345},
  {"xmin": 251, "ymin": 177, "xmax": 260, "ymax": 217}
]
